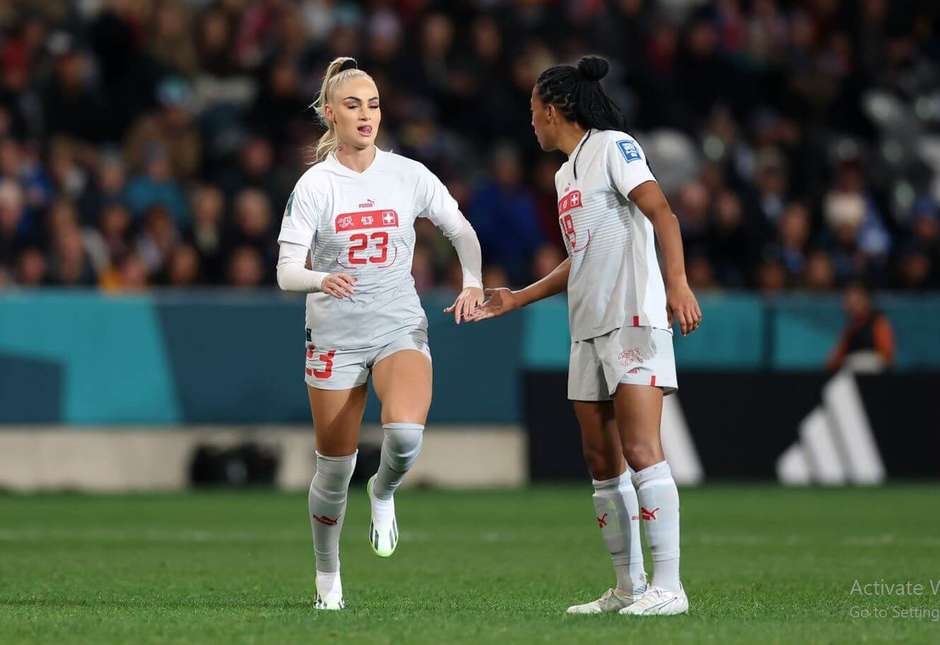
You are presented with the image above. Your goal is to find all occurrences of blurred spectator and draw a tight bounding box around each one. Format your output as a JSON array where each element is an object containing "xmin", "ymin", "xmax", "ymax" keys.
[
  {"xmin": 0, "ymin": 178, "xmax": 28, "ymax": 267},
  {"xmin": 101, "ymin": 252, "xmax": 149, "ymax": 292},
  {"xmin": 136, "ymin": 205, "xmax": 179, "ymax": 275},
  {"xmin": 470, "ymin": 145, "xmax": 543, "ymax": 284},
  {"xmin": 41, "ymin": 37, "xmax": 107, "ymax": 142},
  {"xmin": 777, "ymin": 202, "xmax": 811, "ymax": 282},
  {"xmin": 185, "ymin": 185, "xmax": 226, "ymax": 283},
  {"xmin": 84, "ymin": 203, "xmax": 131, "ymax": 275},
  {"xmin": 0, "ymin": 1, "xmax": 935, "ymax": 295},
  {"xmin": 124, "ymin": 77, "xmax": 202, "ymax": 181},
  {"xmin": 803, "ymin": 250, "xmax": 837, "ymax": 292},
  {"xmin": 165, "ymin": 245, "xmax": 202, "ymax": 287},
  {"xmin": 125, "ymin": 144, "xmax": 189, "ymax": 225},
  {"xmin": 226, "ymin": 189, "xmax": 275, "ymax": 276},
  {"xmin": 14, "ymin": 246, "xmax": 46, "ymax": 286},
  {"xmin": 47, "ymin": 224, "xmax": 95, "ymax": 286},
  {"xmin": 687, "ymin": 252, "xmax": 718, "ymax": 291},
  {"xmin": 708, "ymin": 190, "xmax": 758, "ymax": 287},
  {"xmin": 228, "ymin": 245, "xmax": 264, "ymax": 288},
  {"xmin": 827, "ymin": 282, "xmax": 895, "ymax": 372},
  {"xmin": 757, "ymin": 253, "xmax": 787, "ymax": 294}
]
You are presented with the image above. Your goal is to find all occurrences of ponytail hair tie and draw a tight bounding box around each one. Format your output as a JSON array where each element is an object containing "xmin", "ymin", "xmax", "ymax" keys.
[{"xmin": 339, "ymin": 59, "xmax": 358, "ymax": 72}]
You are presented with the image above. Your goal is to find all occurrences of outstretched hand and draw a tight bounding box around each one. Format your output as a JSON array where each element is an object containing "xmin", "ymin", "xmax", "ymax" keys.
[
  {"xmin": 463, "ymin": 287, "xmax": 520, "ymax": 322},
  {"xmin": 443, "ymin": 286, "xmax": 485, "ymax": 324}
]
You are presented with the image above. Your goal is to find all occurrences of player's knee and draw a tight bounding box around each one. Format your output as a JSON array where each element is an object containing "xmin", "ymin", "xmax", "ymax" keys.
[
  {"xmin": 622, "ymin": 440, "xmax": 662, "ymax": 471},
  {"xmin": 582, "ymin": 445, "xmax": 621, "ymax": 481},
  {"xmin": 382, "ymin": 423, "xmax": 424, "ymax": 461}
]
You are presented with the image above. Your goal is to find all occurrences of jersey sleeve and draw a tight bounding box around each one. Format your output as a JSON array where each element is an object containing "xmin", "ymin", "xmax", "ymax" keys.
[
  {"xmin": 415, "ymin": 164, "xmax": 464, "ymax": 237},
  {"xmin": 606, "ymin": 135, "xmax": 656, "ymax": 200},
  {"xmin": 277, "ymin": 176, "xmax": 320, "ymax": 247}
]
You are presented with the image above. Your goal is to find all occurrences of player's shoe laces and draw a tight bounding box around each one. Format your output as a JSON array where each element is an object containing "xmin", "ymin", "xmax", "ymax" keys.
[
  {"xmin": 367, "ymin": 475, "xmax": 398, "ymax": 557},
  {"xmin": 619, "ymin": 584, "xmax": 689, "ymax": 616},
  {"xmin": 314, "ymin": 572, "xmax": 344, "ymax": 610},
  {"xmin": 566, "ymin": 585, "xmax": 647, "ymax": 615}
]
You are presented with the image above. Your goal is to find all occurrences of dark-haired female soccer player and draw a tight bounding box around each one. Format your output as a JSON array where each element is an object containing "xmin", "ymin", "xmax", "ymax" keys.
[
  {"xmin": 470, "ymin": 56, "xmax": 702, "ymax": 616},
  {"xmin": 276, "ymin": 57, "xmax": 484, "ymax": 610}
]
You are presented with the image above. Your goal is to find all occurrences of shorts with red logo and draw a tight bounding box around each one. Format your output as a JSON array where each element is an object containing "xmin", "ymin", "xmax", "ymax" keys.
[
  {"xmin": 304, "ymin": 327, "xmax": 431, "ymax": 390},
  {"xmin": 568, "ymin": 326, "xmax": 677, "ymax": 401}
]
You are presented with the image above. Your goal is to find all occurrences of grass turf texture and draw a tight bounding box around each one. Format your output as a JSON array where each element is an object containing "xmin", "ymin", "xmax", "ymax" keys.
[{"xmin": 1, "ymin": 486, "xmax": 939, "ymax": 644}]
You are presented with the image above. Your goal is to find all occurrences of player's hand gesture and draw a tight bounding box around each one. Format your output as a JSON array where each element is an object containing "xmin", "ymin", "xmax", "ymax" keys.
[
  {"xmin": 466, "ymin": 287, "xmax": 519, "ymax": 322},
  {"xmin": 667, "ymin": 280, "xmax": 702, "ymax": 336},
  {"xmin": 444, "ymin": 286, "xmax": 485, "ymax": 324},
  {"xmin": 321, "ymin": 273, "xmax": 356, "ymax": 299}
]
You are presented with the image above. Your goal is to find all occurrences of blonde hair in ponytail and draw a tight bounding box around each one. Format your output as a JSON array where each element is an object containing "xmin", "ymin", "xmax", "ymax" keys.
[{"xmin": 311, "ymin": 57, "xmax": 373, "ymax": 163}]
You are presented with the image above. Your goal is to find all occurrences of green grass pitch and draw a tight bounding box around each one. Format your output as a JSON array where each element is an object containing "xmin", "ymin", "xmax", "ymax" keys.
[{"xmin": 1, "ymin": 485, "xmax": 939, "ymax": 644}]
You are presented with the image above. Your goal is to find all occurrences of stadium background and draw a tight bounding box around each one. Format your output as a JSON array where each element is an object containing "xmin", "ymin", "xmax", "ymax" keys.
[{"xmin": 1, "ymin": 1, "xmax": 939, "ymax": 644}]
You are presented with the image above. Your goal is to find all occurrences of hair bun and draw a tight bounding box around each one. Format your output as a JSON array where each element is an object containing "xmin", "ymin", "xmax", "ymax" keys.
[{"xmin": 577, "ymin": 56, "xmax": 609, "ymax": 82}]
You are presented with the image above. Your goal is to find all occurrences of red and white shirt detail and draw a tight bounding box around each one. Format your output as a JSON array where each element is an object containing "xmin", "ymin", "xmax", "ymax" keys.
[
  {"xmin": 554, "ymin": 129, "xmax": 670, "ymax": 340},
  {"xmin": 278, "ymin": 149, "xmax": 469, "ymax": 350}
]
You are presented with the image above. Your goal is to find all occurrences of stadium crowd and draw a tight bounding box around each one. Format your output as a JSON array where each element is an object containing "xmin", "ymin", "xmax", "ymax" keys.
[{"xmin": 0, "ymin": 0, "xmax": 938, "ymax": 293}]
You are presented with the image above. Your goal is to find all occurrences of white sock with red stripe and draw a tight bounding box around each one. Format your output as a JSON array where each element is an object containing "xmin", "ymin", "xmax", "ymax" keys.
[
  {"xmin": 309, "ymin": 451, "xmax": 357, "ymax": 574},
  {"xmin": 632, "ymin": 460, "xmax": 681, "ymax": 593},
  {"xmin": 592, "ymin": 472, "xmax": 647, "ymax": 594}
]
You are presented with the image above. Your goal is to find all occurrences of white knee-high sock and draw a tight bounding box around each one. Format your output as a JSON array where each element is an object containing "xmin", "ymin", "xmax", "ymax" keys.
[
  {"xmin": 372, "ymin": 423, "xmax": 423, "ymax": 500},
  {"xmin": 592, "ymin": 472, "xmax": 647, "ymax": 594},
  {"xmin": 308, "ymin": 451, "xmax": 357, "ymax": 574},
  {"xmin": 632, "ymin": 460, "xmax": 681, "ymax": 593}
]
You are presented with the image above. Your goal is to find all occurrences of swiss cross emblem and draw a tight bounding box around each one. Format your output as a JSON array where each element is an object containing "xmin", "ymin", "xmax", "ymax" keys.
[
  {"xmin": 383, "ymin": 212, "xmax": 395, "ymax": 224},
  {"xmin": 570, "ymin": 192, "xmax": 580, "ymax": 207}
]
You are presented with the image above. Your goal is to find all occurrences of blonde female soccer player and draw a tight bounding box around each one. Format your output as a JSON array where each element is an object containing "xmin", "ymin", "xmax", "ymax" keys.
[
  {"xmin": 471, "ymin": 56, "xmax": 702, "ymax": 616},
  {"xmin": 276, "ymin": 57, "xmax": 484, "ymax": 610}
]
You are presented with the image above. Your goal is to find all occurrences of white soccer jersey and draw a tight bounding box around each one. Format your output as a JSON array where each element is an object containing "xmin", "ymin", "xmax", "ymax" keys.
[
  {"xmin": 555, "ymin": 129, "xmax": 669, "ymax": 340},
  {"xmin": 278, "ymin": 149, "xmax": 467, "ymax": 350}
]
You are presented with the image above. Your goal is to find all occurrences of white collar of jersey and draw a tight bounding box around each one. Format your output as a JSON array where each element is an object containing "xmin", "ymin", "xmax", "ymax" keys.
[{"xmin": 325, "ymin": 148, "xmax": 385, "ymax": 177}]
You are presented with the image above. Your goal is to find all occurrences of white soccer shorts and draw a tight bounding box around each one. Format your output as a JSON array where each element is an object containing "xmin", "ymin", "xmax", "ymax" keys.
[
  {"xmin": 304, "ymin": 327, "xmax": 431, "ymax": 390},
  {"xmin": 568, "ymin": 326, "xmax": 677, "ymax": 401}
]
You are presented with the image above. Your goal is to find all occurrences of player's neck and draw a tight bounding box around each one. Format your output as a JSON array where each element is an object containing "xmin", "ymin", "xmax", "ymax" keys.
[
  {"xmin": 558, "ymin": 126, "xmax": 589, "ymax": 157},
  {"xmin": 335, "ymin": 144, "xmax": 377, "ymax": 173}
]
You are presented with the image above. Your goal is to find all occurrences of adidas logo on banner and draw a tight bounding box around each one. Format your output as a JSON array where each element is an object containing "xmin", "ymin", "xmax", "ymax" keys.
[{"xmin": 776, "ymin": 371, "xmax": 885, "ymax": 486}]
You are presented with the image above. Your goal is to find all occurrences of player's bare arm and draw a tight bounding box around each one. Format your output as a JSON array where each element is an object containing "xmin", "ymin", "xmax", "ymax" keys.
[
  {"xmin": 628, "ymin": 181, "xmax": 703, "ymax": 336},
  {"xmin": 469, "ymin": 258, "xmax": 571, "ymax": 322}
]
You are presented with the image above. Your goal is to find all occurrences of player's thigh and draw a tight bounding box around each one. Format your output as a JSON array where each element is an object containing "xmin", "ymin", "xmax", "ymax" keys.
[
  {"xmin": 573, "ymin": 400, "xmax": 624, "ymax": 480},
  {"xmin": 611, "ymin": 383, "xmax": 665, "ymax": 471},
  {"xmin": 371, "ymin": 349, "xmax": 433, "ymax": 425},
  {"xmin": 307, "ymin": 385, "xmax": 368, "ymax": 456}
]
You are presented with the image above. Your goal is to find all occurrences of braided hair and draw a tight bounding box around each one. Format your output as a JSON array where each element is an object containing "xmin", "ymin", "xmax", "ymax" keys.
[{"xmin": 535, "ymin": 55, "xmax": 625, "ymax": 132}]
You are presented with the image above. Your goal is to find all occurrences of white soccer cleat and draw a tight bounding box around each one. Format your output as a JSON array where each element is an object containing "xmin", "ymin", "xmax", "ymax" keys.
[
  {"xmin": 566, "ymin": 587, "xmax": 646, "ymax": 615},
  {"xmin": 314, "ymin": 571, "xmax": 345, "ymax": 610},
  {"xmin": 367, "ymin": 475, "xmax": 398, "ymax": 557},
  {"xmin": 619, "ymin": 585, "xmax": 689, "ymax": 616}
]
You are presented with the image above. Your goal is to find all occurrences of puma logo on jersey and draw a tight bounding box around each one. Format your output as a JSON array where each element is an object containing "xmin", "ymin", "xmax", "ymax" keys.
[{"xmin": 359, "ymin": 198, "xmax": 375, "ymax": 208}]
